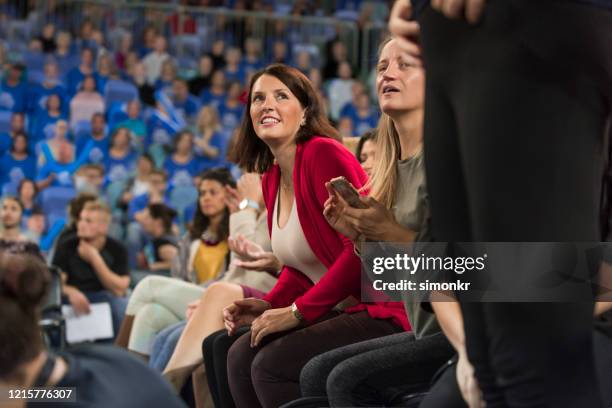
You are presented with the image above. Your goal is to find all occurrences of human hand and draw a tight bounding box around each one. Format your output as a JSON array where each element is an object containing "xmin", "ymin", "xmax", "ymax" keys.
[
  {"xmin": 431, "ymin": 0, "xmax": 486, "ymax": 23},
  {"xmin": 185, "ymin": 299, "xmax": 200, "ymax": 320},
  {"xmin": 78, "ymin": 240, "xmax": 99, "ymax": 264},
  {"xmin": 323, "ymin": 182, "xmax": 360, "ymax": 241},
  {"xmin": 250, "ymin": 306, "xmax": 300, "ymax": 347},
  {"xmin": 342, "ymin": 196, "xmax": 413, "ymax": 242},
  {"xmin": 237, "ymin": 173, "xmax": 262, "ymax": 205},
  {"xmin": 456, "ymin": 349, "xmax": 485, "ymax": 408},
  {"xmin": 223, "ymin": 298, "xmax": 271, "ymax": 335},
  {"xmin": 388, "ymin": 0, "xmax": 422, "ymax": 66},
  {"xmin": 229, "ymin": 234, "xmax": 281, "ymax": 274},
  {"xmin": 66, "ymin": 287, "xmax": 91, "ymax": 316}
]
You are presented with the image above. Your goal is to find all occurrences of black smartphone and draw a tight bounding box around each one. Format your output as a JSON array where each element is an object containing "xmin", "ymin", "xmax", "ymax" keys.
[{"xmin": 329, "ymin": 177, "xmax": 368, "ymax": 209}]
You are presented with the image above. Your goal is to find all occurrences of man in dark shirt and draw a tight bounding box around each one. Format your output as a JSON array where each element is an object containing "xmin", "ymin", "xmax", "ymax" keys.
[{"xmin": 53, "ymin": 200, "xmax": 130, "ymax": 339}]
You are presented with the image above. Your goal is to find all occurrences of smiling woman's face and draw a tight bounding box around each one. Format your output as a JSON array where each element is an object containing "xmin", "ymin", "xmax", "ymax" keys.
[
  {"xmin": 249, "ymin": 74, "xmax": 305, "ymax": 145},
  {"xmin": 375, "ymin": 39, "xmax": 424, "ymax": 116}
]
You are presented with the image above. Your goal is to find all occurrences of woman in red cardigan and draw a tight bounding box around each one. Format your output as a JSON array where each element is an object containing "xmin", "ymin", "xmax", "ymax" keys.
[{"xmin": 224, "ymin": 64, "xmax": 409, "ymax": 408}]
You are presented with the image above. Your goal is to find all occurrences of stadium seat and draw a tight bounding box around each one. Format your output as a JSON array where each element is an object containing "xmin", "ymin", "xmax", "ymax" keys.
[
  {"xmin": 104, "ymin": 79, "xmax": 138, "ymax": 107},
  {"xmin": 1, "ymin": 182, "xmax": 18, "ymax": 196},
  {"xmin": 23, "ymin": 51, "xmax": 47, "ymax": 73},
  {"xmin": 40, "ymin": 186, "xmax": 75, "ymax": 226},
  {"xmin": 170, "ymin": 185, "xmax": 199, "ymax": 220},
  {"xmin": 0, "ymin": 110, "xmax": 12, "ymax": 133},
  {"xmin": 72, "ymin": 120, "xmax": 92, "ymax": 143}
]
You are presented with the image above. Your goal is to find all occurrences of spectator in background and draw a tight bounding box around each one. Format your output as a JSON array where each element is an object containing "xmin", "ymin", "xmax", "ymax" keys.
[
  {"xmin": 17, "ymin": 178, "xmax": 41, "ymax": 226},
  {"xmin": 208, "ymin": 39, "xmax": 226, "ymax": 71},
  {"xmin": 194, "ymin": 106, "xmax": 229, "ymax": 171},
  {"xmin": 69, "ymin": 76, "xmax": 105, "ymax": 128},
  {"xmin": 155, "ymin": 59, "xmax": 177, "ymax": 93},
  {"xmin": 188, "ymin": 55, "xmax": 214, "ymax": 97},
  {"xmin": 171, "ymin": 79, "xmax": 200, "ymax": 122},
  {"xmin": 30, "ymin": 94, "xmax": 66, "ymax": 144},
  {"xmin": 74, "ymin": 163, "xmax": 105, "ymax": 195},
  {"xmin": 0, "ymin": 132, "xmax": 36, "ymax": 191},
  {"xmin": 119, "ymin": 154, "xmax": 154, "ymax": 215},
  {"xmin": 115, "ymin": 32, "xmax": 133, "ymax": 71},
  {"xmin": 0, "ymin": 63, "xmax": 27, "ymax": 112},
  {"xmin": 0, "ymin": 197, "xmax": 28, "ymax": 242},
  {"xmin": 66, "ymin": 47, "xmax": 95, "ymax": 97},
  {"xmin": 0, "ymin": 112, "xmax": 25, "ymax": 156},
  {"xmin": 328, "ymin": 61, "xmax": 356, "ymax": 121},
  {"xmin": 323, "ymin": 40, "xmax": 351, "ymax": 80},
  {"xmin": 142, "ymin": 35, "xmax": 170, "ymax": 86},
  {"xmin": 138, "ymin": 203, "xmax": 179, "ymax": 271},
  {"xmin": 94, "ymin": 53, "xmax": 113, "ymax": 93},
  {"xmin": 270, "ymin": 40, "xmax": 288, "ymax": 64},
  {"xmin": 164, "ymin": 130, "xmax": 199, "ymax": 188},
  {"xmin": 52, "ymin": 200, "xmax": 129, "ymax": 338},
  {"xmin": 127, "ymin": 169, "xmax": 170, "ymax": 269},
  {"xmin": 341, "ymin": 91, "xmax": 379, "ymax": 137},
  {"xmin": 242, "ymin": 37, "xmax": 264, "ymax": 77},
  {"xmin": 117, "ymin": 100, "xmax": 146, "ymax": 151},
  {"xmin": 76, "ymin": 113, "xmax": 108, "ymax": 165},
  {"xmin": 355, "ymin": 129, "xmax": 376, "ymax": 177},
  {"xmin": 337, "ymin": 116, "xmax": 354, "ymax": 138},
  {"xmin": 295, "ymin": 50, "xmax": 313, "ymax": 75},
  {"xmin": 54, "ymin": 31, "xmax": 76, "ymax": 73},
  {"xmin": 0, "ymin": 251, "xmax": 186, "ymax": 408},
  {"xmin": 129, "ymin": 62, "xmax": 156, "ymax": 107},
  {"xmin": 218, "ymin": 80, "xmax": 245, "ymax": 131},
  {"xmin": 224, "ymin": 47, "xmax": 246, "ymax": 85},
  {"xmin": 105, "ymin": 127, "xmax": 137, "ymax": 185},
  {"xmin": 200, "ymin": 70, "xmax": 227, "ymax": 110},
  {"xmin": 139, "ymin": 26, "xmax": 158, "ymax": 58},
  {"xmin": 28, "ymin": 61, "xmax": 67, "ymax": 114},
  {"xmin": 38, "ymin": 22, "xmax": 57, "ymax": 53}
]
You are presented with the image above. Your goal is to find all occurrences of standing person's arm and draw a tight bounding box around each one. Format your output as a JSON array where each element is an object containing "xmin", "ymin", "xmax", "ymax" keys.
[
  {"xmin": 78, "ymin": 241, "xmax": 130, "ymax": 296},
  {"xmin": 431, "ymin": 301, "xmax": 484, "ymax": 408}
]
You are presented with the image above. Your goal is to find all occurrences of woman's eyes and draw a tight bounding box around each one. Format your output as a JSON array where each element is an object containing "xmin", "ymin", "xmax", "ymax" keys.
[{"xmin": 252, "ymin": 93, "xmax": 289, "ymax": 102}]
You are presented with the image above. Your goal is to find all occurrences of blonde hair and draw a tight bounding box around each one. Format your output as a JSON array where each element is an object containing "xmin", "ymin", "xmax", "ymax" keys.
[
  {"xmin": 196, "ymin": 106, "xmax": 220, "ymax": 133},
  {"xmin": 82, "ymin": 200, "xmax": 111, "ymax": 223},
  {"xmin": 365, "ymin": 36, "xmax": 400, "ymax": 209},
  {"xmin": 366, "ymin": 113, "xmax": 401, "ymax": 208}
]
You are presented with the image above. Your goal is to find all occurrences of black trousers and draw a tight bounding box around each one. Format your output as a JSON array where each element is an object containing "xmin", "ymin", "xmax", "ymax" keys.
[
  {"xmin": 203, "ymin": 327, "xmax": 249, "ymax": 408},
  {"xmin": 417, "ymin": 1, "xmax": 612, "ymax": 406}
]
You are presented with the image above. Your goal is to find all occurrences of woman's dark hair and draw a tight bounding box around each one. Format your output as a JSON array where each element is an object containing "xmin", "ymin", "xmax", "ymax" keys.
[
  {"xmin": 80, "ymin": 75, "xmax": 96, "ymax": 91},
  {"xmin": 10, "ymin": 131, "xmax": 28, "ymax": 154},
  {"xmin": 189, "ymin": 168, "xmax": 235, "ymax": 241},
  {"xmin": 148, "ymin": 203, "xmax": 177, "ymax": 234},
  {"xmin": 45, "ymin": 93, "xmax": 62, "ymax": 111},
  {"xmin": 172, "ymin": 129, "xmax": 194, "ymax": 154},
  {"xmin": 230, "ymin": 64, "xmax": 339, "ymax": 174},
  {"xmin": 356, "ymin": 130, "xmax": 377, "ymax": 163},
  {"xmin": 139, "ymin": 152, "xmax": 154, "ymax": 167},
  {"xmin": 17, "ymin": 178, "xmax": 38, "ymax": 198},
  {"xmin": 0, "ymin": 251, "xmax": 50, "ymax": 382},
  {"xmin": 110, "ymin": 126, "xmax": 130, "ymax": 148}
]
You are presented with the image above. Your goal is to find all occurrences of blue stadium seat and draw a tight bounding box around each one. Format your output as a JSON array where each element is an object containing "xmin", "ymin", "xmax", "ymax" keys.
[
  {"xmin": 40, "ymin": 186, "xmax": 75, "ymax": 226},
  {"xmin": 169, "ymin": 185, "xmax": 198, "ymax": 221},
  {"xmin": 104, "ymin": 80, "xmax": 138, "ymax": 107},
  {"xmin": 23, "ymin": 51, "xmax": 47, "ymax": 73},
  {"xmin": 1, "ymin": 182, "xmax": 18, "ymax": 196},
  {"xmin": 0, "ymin": 111, "xmax": 12, "ymax": 133},
  {"xmin": 72, "ymin": 120, "xmax": 92, "ymax": 143}
]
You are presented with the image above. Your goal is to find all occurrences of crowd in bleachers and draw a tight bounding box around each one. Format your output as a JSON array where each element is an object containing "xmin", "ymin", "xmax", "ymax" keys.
[{"xmin": 0, "ymin": 1, "xmax": 385, "ymax": 257}]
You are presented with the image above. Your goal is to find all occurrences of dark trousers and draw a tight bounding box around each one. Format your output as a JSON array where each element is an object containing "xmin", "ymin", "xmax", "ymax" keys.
[
  {"xmin": 417, "ymin": 1, "xmax": 611, "ymax": 406},
  {"xmin": 203, "ymin": 327, "xmax": 249, "ymax": 408},
  {"xmin": 226, "ymin": 311, "xmax": 401, "ymax": 408}
]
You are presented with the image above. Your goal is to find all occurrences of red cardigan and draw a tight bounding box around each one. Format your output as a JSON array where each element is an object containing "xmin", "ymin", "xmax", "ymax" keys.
[{"xmin": 261, "ymin": 136, "xmax": 410, "ymax": 331}]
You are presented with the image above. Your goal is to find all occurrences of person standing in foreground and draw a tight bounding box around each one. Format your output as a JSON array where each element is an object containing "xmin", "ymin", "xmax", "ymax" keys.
[{"xmin": 389, "ymin": 0, "xmax": 612, "ymax": 407}]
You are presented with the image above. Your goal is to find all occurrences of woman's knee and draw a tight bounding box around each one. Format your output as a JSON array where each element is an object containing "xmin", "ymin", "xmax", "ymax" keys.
[
  {"xmin": 202, "ymin": 281, "xmax": 243, "ymax": 302},
  {"xmin": 127, "ymin": 275, "xmax": 172, "ymax": 313},
  {"xmin": 227, "ymin": 331, "xmax": 255, "ymax": 380}
]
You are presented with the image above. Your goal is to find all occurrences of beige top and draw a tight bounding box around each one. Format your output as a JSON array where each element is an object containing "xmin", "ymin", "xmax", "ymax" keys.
[{"xmin": 271, "ymin": 191, "xmax": 327, "ymax": 285}]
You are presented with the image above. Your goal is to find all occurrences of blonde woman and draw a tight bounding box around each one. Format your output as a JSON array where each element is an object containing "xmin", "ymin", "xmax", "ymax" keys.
[{"xmin": 193, "ymin": 105, "xmax": 230, "ymax": 170}]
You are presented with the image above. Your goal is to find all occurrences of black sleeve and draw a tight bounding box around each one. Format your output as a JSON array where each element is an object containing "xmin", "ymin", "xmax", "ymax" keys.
[
  {"xmin": 109, "ymin": 240, "xmax": 129, "ymax": 277},
  {"xmin": 51, "ymin": 242, "xmax": 70, "ymax": 276}
]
